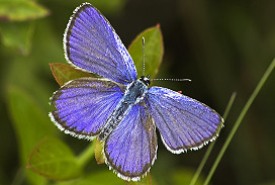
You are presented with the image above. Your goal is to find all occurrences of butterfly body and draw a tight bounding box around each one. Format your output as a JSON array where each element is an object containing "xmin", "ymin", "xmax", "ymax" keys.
[
  {"xmin": 99, "ymin": 77, "xmax": 149, "ymax": 140},
  {"xmin": 50, "ymin": 3, "xmax": 224, "ymax": 181}
]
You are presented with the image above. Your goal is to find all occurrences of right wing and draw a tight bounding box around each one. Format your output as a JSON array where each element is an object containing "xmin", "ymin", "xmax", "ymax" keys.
[
  {"xmin": 64, "ymin": 3, "xmax": 137, "ymax": 85},
  {"xmin": 146, "ymin": 86, "xmax": 223, "ymax": 154}
]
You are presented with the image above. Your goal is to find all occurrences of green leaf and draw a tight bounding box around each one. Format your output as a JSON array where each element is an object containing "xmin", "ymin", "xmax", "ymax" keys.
[
  {"xmin": 0, "ymin": 22, "xmax": 34, "ymax": 55},
  {"xmin": 128, "ymin": 25, "xmax": 164, "ymax": 79},
  {"xmin": 27, "ymin": 137, "xmax": 82, "ymax": 180},
  {"xmin": 6, "ymin": 86, "xmax": 56, "ymax": 185},
  {"xmin": 57, "ymin": 171, "xmax": 125, "ymax": 185},
  {"xmin": 49, "ymin": 63, "xmax": 96, "ymax": 86},
  {"xmin": 0, "ymin": 0, "xmax": 49, "ymax": 21}
]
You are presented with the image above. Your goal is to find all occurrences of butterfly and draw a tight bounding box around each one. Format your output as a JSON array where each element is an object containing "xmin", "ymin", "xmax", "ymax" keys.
[{"xmin": 49, "ymin": 2, "xmax": 224, "ymax": 181}]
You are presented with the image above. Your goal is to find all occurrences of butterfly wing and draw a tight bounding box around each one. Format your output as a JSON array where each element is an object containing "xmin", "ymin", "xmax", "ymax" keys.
[
  {"xmin": 146, "ymin": 86, "xmax": 223, "ymax": 154},
  {"xmin": 104, "ymin": 104, "xmax": 157, "ymax": 181},
  {"xmin": 64, "ymin": 3, "xmax": 137, "ymax": 85},
  {"xmin": 49, "ymin": 78, "xmax": 125, "ymax": 139}
]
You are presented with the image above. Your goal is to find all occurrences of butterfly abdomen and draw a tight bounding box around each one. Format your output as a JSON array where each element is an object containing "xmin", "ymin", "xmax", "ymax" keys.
[{"xmin": 98, "ymin": 80, "xmax": 148, "ymax": 141}]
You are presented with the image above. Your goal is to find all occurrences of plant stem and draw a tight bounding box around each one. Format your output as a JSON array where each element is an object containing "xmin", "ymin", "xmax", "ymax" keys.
[
  {"xmin": 189, "ymin": 92, "xmax": 237, "ymax": 185},
  {"xmin": 77, "ymin": 140, "xmax": 96, "ymax": 168},
  {"xmin": 203, "ymin": 58, "xmax": 275, "ymax": 185}
]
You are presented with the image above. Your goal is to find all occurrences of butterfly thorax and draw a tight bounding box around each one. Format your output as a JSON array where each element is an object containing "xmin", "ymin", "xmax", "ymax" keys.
[
  {"xmin": 123, "ymin": 78, "xmax": 149, "ymax": 104},
  {"xmin": 98, "ymin": 78, "xmax": 149, "ymax": 141}
]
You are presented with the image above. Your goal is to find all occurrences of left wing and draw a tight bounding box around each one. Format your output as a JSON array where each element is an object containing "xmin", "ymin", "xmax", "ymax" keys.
[
  {"xmin": 146, "ymin": 86, "xmax": 223, "ymax": 154},
  {"xmin": 104, "ymin": 104, "xmax": 157, "ymax": 181},
  {"xmin": 49, "ymin": 78, "xmax": 124, "ymax": 140}
]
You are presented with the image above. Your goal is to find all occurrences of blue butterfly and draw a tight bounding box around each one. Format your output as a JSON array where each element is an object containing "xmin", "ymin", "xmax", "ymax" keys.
[{"xmin": 49, "ymin": 3, "xmax": 223, "ymax": 181}]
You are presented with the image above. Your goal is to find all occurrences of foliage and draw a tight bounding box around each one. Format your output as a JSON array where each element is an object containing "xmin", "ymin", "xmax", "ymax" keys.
[{"xmin": 1, "ymin": 1, "xmax": 275, "ymax": 185}]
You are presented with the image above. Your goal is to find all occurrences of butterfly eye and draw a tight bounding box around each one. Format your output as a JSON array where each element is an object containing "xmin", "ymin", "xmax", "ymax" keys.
[{"xmin": 140, "ymin": 76, "xmax": 151, "ymax": 86}]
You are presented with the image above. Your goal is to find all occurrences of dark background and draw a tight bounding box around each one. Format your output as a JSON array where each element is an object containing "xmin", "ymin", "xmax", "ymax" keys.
[{"xmin": 0, "ymin": 0, "xmax": 274, "ymax": 185}]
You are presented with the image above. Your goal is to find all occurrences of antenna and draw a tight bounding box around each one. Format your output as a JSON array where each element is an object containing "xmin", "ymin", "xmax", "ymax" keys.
[
  {"xmin": 151, "ymin": 78, "xmax": 192, "ymax": 82},
  {"xmin": 142, "ymin": 37, "xmax": 146, "ymax": 76},
  {"xmin": 141, "ymin": 36, "xmax": 191, "ymax": 83}
]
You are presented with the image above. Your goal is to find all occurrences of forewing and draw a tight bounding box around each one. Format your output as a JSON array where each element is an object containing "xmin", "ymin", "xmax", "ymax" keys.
[
  {"xmin": 64, "ymin": 3, "xmax": 137, "ymax": 85},
  {"xmin": 104, "ymin": 104, "xmax": 157, "ymax": 181},
  {"xmin": 146, "ymin": 87, "xmax": 223, "ymax": 154},
  {"xmin": 49, "ymin": 78, "xmax": 124, "ymax": 140}
]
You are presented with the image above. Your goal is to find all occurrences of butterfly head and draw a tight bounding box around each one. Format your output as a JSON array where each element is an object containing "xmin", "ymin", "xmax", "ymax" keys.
[{"xmin": 139, "ymin": 76, "xmax": 150, "ymax": 86}]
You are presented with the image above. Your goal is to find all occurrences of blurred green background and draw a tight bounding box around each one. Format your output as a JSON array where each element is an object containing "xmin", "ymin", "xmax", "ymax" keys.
[{"xmin": 0, "ymin": 0, "xmax": 275, "ymax": 185}]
